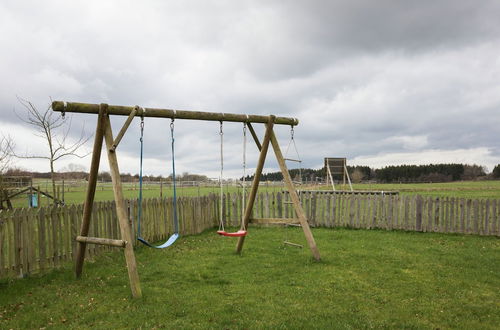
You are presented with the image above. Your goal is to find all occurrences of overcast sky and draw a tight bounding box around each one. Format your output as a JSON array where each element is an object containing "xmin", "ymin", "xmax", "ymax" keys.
[{"xmin": 1, "ymin": 0, "xmax": 499, "ymax": 178}]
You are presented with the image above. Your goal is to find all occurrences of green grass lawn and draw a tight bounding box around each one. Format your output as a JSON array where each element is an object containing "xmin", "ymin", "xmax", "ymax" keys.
[
  {"xmin": 320, "ymin": 180, "xmax": 500, "ymax": 199},
  {"xmin": 1, "ymin": 228, "xmax": 498, "ymax": 329},
  {"xmin": 8, "ymin": 182, "xmax": 283, "ymax": 208}
]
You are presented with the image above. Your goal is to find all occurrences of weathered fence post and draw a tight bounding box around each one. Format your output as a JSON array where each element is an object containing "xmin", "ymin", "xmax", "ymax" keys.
[{"xmin": 416, "ymin": 195, "xmax": 423, "ymax": 232}]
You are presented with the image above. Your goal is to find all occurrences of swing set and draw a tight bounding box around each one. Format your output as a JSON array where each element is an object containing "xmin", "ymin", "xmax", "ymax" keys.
[{"xmin": 51, "ymin": 101, "xmax": 320, "ymax": 298}]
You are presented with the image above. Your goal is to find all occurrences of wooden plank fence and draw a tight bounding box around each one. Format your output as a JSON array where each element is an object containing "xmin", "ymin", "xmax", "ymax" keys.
[{"xmin": 1, "ymin": 192, "xmax": 498, "ymax": 279}]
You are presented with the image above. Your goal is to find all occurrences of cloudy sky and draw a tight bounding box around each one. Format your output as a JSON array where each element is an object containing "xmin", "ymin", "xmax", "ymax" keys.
[{"xmin": 1, "ymin": 0, "xmax": 499, "ymax": 178}]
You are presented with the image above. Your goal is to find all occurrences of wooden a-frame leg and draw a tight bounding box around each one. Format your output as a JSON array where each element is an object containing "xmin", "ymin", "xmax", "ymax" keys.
[
  {"xmin": 102, "ymin": 111, "xmax": 142, "ymax": 298},
  {"xmin": 246, "ymin": 122, "xmax": 262, "ymax": 151},
  {"xmin": 270, "ymin": 130, "xmax": 321, "ymax": 261},
  {"xmin": 110, "ymin": 106, "xmax": 138, "ymax": 152},
  {"xmin": 75, "ymin": 104, "xmax": 106, "ymax": 277},
  {"xmin": 236, "ymin": 117, "xmax": 275, "ymax": 254}
]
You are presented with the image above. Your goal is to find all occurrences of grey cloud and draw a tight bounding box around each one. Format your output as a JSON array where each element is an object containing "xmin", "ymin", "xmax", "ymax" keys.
[
  {"xmin": 1, "ymin": 0, "xmax": 499, "ymax": 175},
  {"xmin": 226, "ymin": 0, "xmax": 500, "ymax": 81}
]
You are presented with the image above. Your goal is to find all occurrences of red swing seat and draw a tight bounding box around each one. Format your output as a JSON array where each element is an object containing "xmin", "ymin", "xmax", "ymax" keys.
[{"xmin": 217, "ymin": 230, "xmax": 247, "ymax": 237}]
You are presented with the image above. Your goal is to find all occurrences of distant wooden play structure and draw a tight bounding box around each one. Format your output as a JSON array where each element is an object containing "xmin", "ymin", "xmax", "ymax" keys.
[
  {"xmin": 52, "ymin": 101, "xmax": 320, "ymax": 298},
  {"xmin": 325, "ymin": 157, "xmax": 353, "ymax": 191},
  {"xmin": 0, "ymin": 176, "xmax": 64, "ymax": 210},
  {"xmin": 322, "ymin": 157, "xmax": 398, "ymax": 196}
]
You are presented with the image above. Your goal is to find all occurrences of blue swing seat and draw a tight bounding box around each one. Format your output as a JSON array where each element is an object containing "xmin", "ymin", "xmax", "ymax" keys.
[{"xmin": 137, "ymin": 233, "xmax": 179, "ymax": 249}]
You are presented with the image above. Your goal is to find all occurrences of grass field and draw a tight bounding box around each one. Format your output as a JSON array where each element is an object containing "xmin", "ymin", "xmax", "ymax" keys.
[
  {"xmin": 348, "ymin": 180, "xmax": 500, "ymax": 199},
  {"xmin": 1, "ymin": 228, "xmax": 498, "ymax": 329},
  {"xmin": 7, "ymin": 180, "xmax": 500, "ymax": 209},
  {"xmin": 7, "ymin": 180, "xmax": 289, "ymax": 208}
]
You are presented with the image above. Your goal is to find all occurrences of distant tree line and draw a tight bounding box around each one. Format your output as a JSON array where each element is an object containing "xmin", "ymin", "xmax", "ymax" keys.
[
  {"xmin": 96, "ymin": 171, "xmax": 209, "ymax": 183},
  {"xmin": 2, "ymin": 167, "xmax": 210, "ymax": 184},
  {"xmin": 4, "ymin": 168, "xmax": 88, "ymax": 180},
  {"xmin": 245, "ymin": 165, "xmax": 374, "ymax": 183},
  {"xmin": 246, "ymin": 163, "xmax": 492, "ymax": 183},
  {"xmin": 373, "ymin": 164, "xmax": 486, "ymax": 183},
  {"xmin": 2, "ymin": 163, "xmax": 498, "ymax": 184}
]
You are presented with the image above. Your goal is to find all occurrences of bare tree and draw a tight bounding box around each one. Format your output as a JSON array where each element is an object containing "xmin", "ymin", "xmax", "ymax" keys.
[
  {"xmin": 0, "ymin": 135, "xmax": 15, "ymax": 208},
  {"xmin": 14, "ymin": 98, "xmax": 90, "ymax": 200},
  {"xmin": 0, "ymin": 135, "xmax": 14, "ymax": 175},
  {"xmin": 0, "ymin": 135, "xmax": 14, "ymax": 201}
]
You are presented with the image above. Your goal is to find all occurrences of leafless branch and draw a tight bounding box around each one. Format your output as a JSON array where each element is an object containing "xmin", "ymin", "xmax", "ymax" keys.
[
  {"xmin": 14, "ymin": 97, "xmax": 91, "ymax": 199},
  {"xmin": 0, "ymin": 135, "xmax": 15, "ymax": 174}
]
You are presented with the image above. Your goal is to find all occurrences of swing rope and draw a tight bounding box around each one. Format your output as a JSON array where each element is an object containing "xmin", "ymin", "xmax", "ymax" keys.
[
  {"xmin": 170, "ymin": 119, "xmax": 179, "ymax": 234},
  {"xmin": 217, "ymin": 121, "xmax": 247, "ymax": 237},
  {"xmin": 284, "ymin": 125, "xmax": 302, "ymax": 184},
  {"xmin": 137, "ymin": 117, "xmax": 145, "ymax": 237},
  {"xmin": 242, "ymin": 122, "xmax": 247, "ymax": 225},
  {"xmin": 137, "ymin": 115, "xmax": 179, "ymax": 248}
]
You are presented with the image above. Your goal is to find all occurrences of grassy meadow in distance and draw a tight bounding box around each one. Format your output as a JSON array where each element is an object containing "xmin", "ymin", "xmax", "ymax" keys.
[{"xmin": 8, "ymin": 179, "xmax": 500, "ymax": 208}]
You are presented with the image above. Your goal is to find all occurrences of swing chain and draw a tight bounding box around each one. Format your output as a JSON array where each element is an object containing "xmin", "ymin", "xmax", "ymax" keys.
[
  {"xmin": 170, "ymin": 119, "xmax": 175, "ymax": 149},
  {"xmin": 219, "ymin": 121, "xmax": 223, "ymax": 170},
  {"xmin": 290, "ymin": 125, "xmax": 295, "ymax": 140},
  {"xmin": 61, "ymin": 101, "xmax": 66, "ymax": 119},
  {"xmin": 242, "ymin": 123, "xmax": 247, "ymax": 169}
]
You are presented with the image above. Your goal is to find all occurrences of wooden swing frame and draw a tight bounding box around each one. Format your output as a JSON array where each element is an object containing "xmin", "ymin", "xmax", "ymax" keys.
[{"xmin": 51, "ymin": 101, "xmax": 321, "ymax": 298}]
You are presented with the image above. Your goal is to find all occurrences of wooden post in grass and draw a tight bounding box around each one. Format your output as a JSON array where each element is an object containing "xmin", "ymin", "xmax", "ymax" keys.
[
  {"xmin": 75, "ymin": 105, "xmax": 106, "ymax": 277},
  {"xmin": 416, "ymin": 195, "xmax": 423, "ymax": 232},
  {"xmin": 102, "ymin": 112, "xmax": 142, "ymax": 298},
  {"xmin": 73, "ymin": 103, "xmax": 141, "ymax": 298},
  {"xmin": 269, "ymin": 130, "xmax": 320, "ymax": 261}
]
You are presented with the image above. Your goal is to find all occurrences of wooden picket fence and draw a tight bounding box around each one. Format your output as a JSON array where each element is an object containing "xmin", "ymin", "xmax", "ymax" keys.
[
  {"xmin": 0, "ymin": 195, "xmax": 220, "ymax": 280},
  {"xmin": 1, "ymin": 192, "xmax": 499, "ymax": 279}
]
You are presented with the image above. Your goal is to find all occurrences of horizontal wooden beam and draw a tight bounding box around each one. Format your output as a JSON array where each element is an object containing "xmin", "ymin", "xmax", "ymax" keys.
[
  {"xmin": 249, "ymin": 218, "xmax": 300, "ymax": 225},
  {"xmin": 284, "ymin": 158, "xmax": 302, "ymax": 163},
  {"xmin": 299, "ymin": 190, "xmax": 399, "ymax": 195},
  {"xmin": 76, "ymin": 236, "xmax": 127, "ymax": 248},
  {"xmin": 52, "ymin": 101, "xmax": 299, "ymax": 126},
  {"xmin": 283, "ymin": 241, "xmax": 303, "ymax": 248}
]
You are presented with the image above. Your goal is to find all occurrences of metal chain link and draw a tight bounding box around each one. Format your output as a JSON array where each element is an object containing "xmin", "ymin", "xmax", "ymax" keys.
[{"xmin": 140, "ymin": 117, "xmax": 144, "ymax": 142}]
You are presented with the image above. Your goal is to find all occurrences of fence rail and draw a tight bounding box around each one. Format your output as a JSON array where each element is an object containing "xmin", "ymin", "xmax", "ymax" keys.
[{"xmin": 1, "ymin": 192, "xmax": 498, "ymax": 279}]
